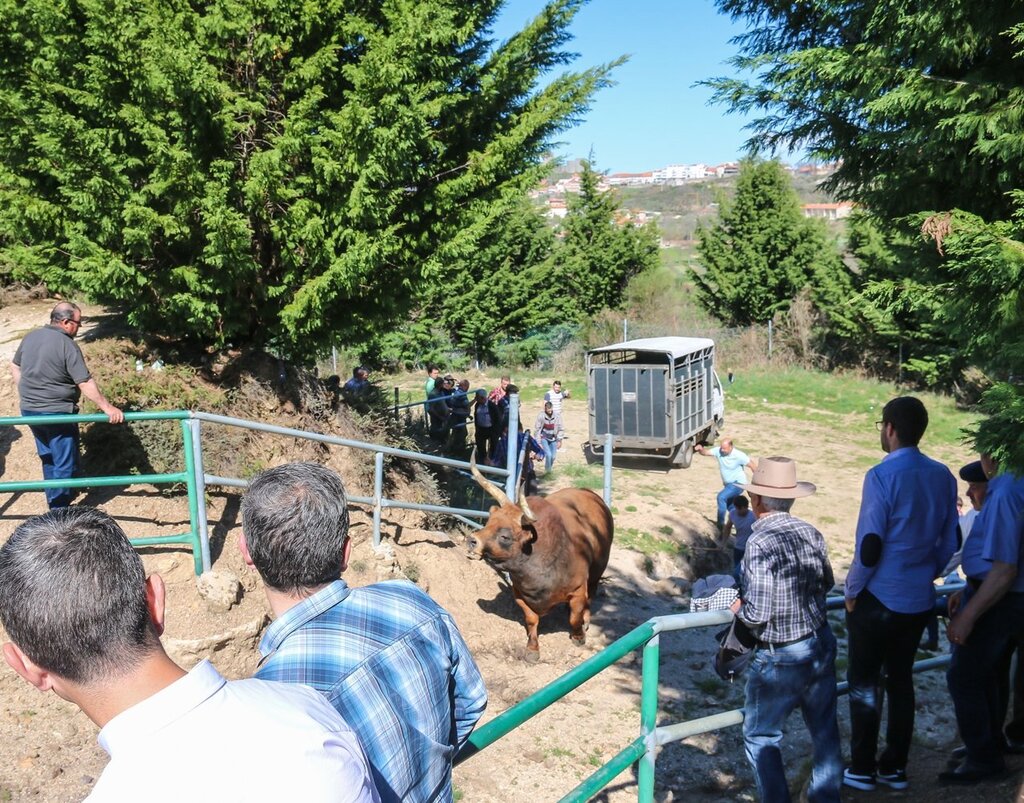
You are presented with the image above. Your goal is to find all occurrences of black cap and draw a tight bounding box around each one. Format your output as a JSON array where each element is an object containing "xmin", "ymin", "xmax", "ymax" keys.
[{"xmin": 959, "ymin": 460, "xmax": 987, "ymax": 483}]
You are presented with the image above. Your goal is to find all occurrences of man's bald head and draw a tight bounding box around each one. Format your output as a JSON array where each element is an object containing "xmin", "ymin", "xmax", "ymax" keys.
[
  {"xmin": 50, "ymin": 302, "xmax": 81, "ymax": 324},
  {"xmin": 720, "ymin": 438, "xmax": 734, "ymax": 454}
]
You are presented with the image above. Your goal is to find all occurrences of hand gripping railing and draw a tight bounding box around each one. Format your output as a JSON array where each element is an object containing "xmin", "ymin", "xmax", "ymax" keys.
[
  {"xmin": 456, "ymin": 587, "xmax": 963, "ymax": 802},
  {"xmin": 0, "ymin": 411, "xmax": 205, "ymax": 575}
]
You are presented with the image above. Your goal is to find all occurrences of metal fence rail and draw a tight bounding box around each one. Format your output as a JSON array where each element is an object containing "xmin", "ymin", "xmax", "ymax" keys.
[
  {"xmin": 0, "ymin": 395, "xmax": 613, "ymax": 572},
  {"xmin": 0, "ymin": 411, "xmax": 205, "ymax": 574},
  {"xmin": 456, "ymin": 588, "xmax": 964, "ymax": 802}
]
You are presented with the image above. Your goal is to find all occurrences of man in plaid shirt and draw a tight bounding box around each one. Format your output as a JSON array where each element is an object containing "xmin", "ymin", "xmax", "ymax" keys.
[
  {"xmin": 240, "ymin": 462, "xmax": 487, "ymax": 803},
  {"xmin": 731, "ymin": 456, "xmax": 842, "ymax": 802}
]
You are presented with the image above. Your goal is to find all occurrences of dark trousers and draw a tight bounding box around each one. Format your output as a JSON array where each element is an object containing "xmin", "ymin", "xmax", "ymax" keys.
[
  {"xmin": 948, "ymin": 590, "xmax": 1024, "ymax": 767},
  {"xmin": 846, "ymin": 590, "xmax": 931, "ymax": 774},
  {"xmin": 474, "ymin": 425, "xmax": 491, "ymax": 462},
  {"xmin": 1004, "ymin": 635, "xmax": 1024, "ymax": 743},
  {"xmin": 23, "ymin": 410, "xmax": 80, "ymax": 508}
]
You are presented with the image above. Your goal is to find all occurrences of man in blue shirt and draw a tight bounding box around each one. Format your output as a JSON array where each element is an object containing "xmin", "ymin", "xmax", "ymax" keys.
[
  {"xmin": 843, "ymin": 397, "xmax": 958, "ymax": 792},
  {"xmin": 240, "ymin": 462, "xmax": 488, "ymax": 803},
  {"xmin": 942, "ymin": 457, "xmax": 1024, "ymax": 784},
  {"xmin": 697, "ymin": 438, "xmax": 758, "ymax": 530}
]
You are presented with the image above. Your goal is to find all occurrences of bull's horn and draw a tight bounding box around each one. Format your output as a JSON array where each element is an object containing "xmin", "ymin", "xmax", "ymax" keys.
[
  {"xmin": 470, "ymin": 447, "xmax": 513, "ymax": 507},
  {"xmin": 517, "ymin": 480, "xmax": 537, "ymax": 523}
]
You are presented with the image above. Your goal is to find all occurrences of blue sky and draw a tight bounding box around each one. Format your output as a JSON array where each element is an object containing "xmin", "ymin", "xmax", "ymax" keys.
[{"xmin": 491, "ymin": 0, "xmax": 757, "ymax": 172}]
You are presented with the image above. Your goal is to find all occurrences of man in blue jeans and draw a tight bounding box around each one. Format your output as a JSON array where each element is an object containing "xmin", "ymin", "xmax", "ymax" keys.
[
  {"xmin": 11, "ymin": 302, "xmax": 123, "ymax": 508},
  {"xmin": 697, "ymin": 437, "xmax": 757, "ymax": 530},
  {"xmin": 732, "ymin": 456, "xmax": 841, "ymax": 802},
  {"xmin": 843, "ymin": 396, "xmax": 958, "ymax": 792}
]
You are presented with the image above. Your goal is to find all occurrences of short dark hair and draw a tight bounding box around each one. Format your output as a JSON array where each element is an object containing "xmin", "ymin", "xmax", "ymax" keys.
[
  {"xmin": 882, "ymin": 396, "xmax": 928, "ymax": 446},
  {"xmin": 733, "ymin": 495, "xmax": 749, "ymax": 511},
  {"xmin": 50, "ymin": 301, "xmax": 81, "ymax": 324},
  {"xmin": 0, "ymin": 507, "xmax": 158, "ymax": 683},
  {"xmin": 241, "ymin": 462, "xmax": 349, "ymax": 593}
]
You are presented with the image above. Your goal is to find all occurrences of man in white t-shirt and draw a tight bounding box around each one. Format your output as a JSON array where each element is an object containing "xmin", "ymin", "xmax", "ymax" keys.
[
  {"xmin": 544, "ymin": 379, "xmax": 570, "ymax": 418},
  {"xmin": 0, "ymin": 507, "xmax": 379, "ymax": 803}
]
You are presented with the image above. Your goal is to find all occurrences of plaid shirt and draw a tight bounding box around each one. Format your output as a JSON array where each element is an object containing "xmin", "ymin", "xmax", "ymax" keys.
[
  {"xmin": 256, "ymin": 580, "xmax": 487, "ymax": 803},
  {"xmin": 738, "ymin": 512, "xmax": 834, "ymax": 644}
]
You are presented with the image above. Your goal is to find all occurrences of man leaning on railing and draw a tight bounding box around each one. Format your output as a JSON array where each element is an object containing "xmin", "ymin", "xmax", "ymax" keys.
[{"xmin": 10, "ymin": 302, "xmax": 124, "ymax": 509}]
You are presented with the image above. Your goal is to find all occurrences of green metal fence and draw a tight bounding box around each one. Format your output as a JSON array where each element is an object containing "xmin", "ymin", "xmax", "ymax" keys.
[
  {"xmin": 0, "ymin": 411, "xmax": 205, "ymax": 575},
  {"xmin": 456, "ymin": 591, "xmax": 961, "ymax": 802}
]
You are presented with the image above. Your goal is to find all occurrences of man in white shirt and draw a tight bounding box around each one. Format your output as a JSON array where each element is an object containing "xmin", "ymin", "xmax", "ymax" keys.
[{"xmin": 0, "ymin": 506, "xmax": 379, "ymax": 803}]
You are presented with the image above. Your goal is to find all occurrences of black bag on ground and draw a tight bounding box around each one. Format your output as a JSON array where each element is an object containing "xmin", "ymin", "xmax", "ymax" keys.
[{"xmin": 714, "ymin": 615, "xmax": 757, "ymax": 682}]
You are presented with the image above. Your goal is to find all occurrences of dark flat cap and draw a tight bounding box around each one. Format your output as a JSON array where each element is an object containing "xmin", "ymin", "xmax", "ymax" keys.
[{"xmin": 959, "ymin": 460, "xmax": 987, "ymax": 483}]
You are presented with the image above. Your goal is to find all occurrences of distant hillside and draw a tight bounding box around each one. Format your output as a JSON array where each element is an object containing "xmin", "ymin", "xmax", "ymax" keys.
[
  {"xmin": 614, "ymin": 173, "xmax": 836, "ymax": 243},
  {"xmin": 541, "ymin": 167, "xmax": 839, "ymax": 244}
]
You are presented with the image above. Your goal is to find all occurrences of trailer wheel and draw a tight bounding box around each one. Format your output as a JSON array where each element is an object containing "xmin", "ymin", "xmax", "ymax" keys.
[{"xmin": 672, "ymin": 439, "xmax": 695, "ymax": 468}]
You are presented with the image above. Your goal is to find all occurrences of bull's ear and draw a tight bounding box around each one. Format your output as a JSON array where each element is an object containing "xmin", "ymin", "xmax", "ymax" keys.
[{"xmin": 519, "ymin": 514, "xmax": 539, "ymax": 540}]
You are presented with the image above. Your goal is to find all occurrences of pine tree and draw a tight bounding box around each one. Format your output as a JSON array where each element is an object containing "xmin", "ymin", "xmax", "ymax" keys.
[
  {"xmin": 0, "ymin": 0, "xmax": 614, "ymax": 359},
  {"xmin": 555, "ymin": 160, "xmax": 660, "ymax": 317},
  {"xmin": 704, "ymin": 1, "xmax": 1024, "ymax": 468},
  {"xmin": 694, "ymin": 159, "xmax": 851, "ymax": 327}
]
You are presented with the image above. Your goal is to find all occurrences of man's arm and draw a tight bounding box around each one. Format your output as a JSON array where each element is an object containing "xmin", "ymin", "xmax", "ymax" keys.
[
  {"xmin": 445, "ymin": 618, "xmax": 488, "ymax": 748},
  {"xmin": 77, "ymin": 379, "xmax": 124, "ymax": 424},
  {"xmin": 934, "ymin": 478, "xmax": 960, "ymax": 577},
  {"xmin": 735, "ymin": 542, "xmax": 771, "ymax": 636},
  {"xmin": 844, "ymin": 471, "xmax": 887, "ymax": 608},
  {"xmin": 947, "ymin": 561, "xmax": 1017, "ymax": 644},
  {"xmin": 721, "ymin": 516, "xmax": 734, "ymax": 545}
]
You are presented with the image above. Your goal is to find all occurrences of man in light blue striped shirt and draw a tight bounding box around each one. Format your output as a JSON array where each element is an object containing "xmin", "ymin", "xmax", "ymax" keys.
[{"xmin": 241, "ymin": 462, "xmax": 487, "ymax": 803}]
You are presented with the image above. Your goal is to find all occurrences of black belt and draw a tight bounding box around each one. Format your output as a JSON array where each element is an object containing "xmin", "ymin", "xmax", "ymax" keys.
[{"xmin": 758, "ymin": 632, "xmax": 812, "ymax": 649}]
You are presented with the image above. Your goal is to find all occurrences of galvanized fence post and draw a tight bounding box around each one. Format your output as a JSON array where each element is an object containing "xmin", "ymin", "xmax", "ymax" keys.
[
  {"xmin": 187, "ymin": 417, "xmax": 212, "ymax": 574},
  {"xmin": 373, "ymin": 451, "xmax": 385, "ymax": 549},
  {"xmin": 505, "ymin": 392, "xmax": 520, "ymax": 500},
  {"xmin": 604, "ymin": 432, "xmax": 613, "ymax": 506}
]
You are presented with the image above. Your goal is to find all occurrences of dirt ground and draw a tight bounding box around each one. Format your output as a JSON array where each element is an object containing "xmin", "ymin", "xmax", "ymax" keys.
[{"xmin": 1, "ymin": 300, "xmax": 1022, "ymax": 801}]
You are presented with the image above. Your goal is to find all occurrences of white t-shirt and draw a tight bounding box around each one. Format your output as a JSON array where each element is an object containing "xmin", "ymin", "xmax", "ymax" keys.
[
  {"xmin": 545, "ymin": 388, "xmax": 567, "ymax": 417},
  {"xmin": 89, "ymin": 660, "xmax": 379, "ymax": 802}
]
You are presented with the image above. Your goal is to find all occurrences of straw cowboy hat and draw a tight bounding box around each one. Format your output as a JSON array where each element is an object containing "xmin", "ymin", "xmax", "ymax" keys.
[{"xmin": 745, "ymin": 456, "xmax": 816, "ymax": 498}]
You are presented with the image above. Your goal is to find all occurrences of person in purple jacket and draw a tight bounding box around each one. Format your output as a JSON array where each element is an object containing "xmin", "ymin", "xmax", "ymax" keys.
[{"xmin": 842, "ymin": 397, "xmax": 958, "ymax": 792}]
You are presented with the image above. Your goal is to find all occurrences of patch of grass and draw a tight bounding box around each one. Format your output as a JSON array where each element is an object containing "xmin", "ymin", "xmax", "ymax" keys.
[
  {"xmin": 349, "ymin": 559, "xmax": 369, "ymax": 574},
  {"xmin": 617, "ymin": 527, "xmax": 687, "ymax": 559},
  {"xmin": 625, "ymin": 504, "xmax": 638, "ymax": 512},
  {"xmin": 610, "ymin": 506, "xmax": 619, "ymax": 515},
  {"xmin": 402, "ymin": 561, "xmax": 421, "ymax": 584},
  {"xmin": 453, "ymin": 790, "xmax": 464, "ymax": 802},
  {"xmin": 587, "ymin": 752, "xmax": 603, "ymax": 767},
  {"xmin": 560, "ymin": 462, "xmax": 604, "ymax": 490},
  {"xmin": 658, "ymin": 525, "xmax": 674, "ymax": 536},
  {"xmin": 696, "ymin": 677, "xmax": 728, "ymax": 697},
  {"xmin": 546, "ymin": 746, "xmax": 574, "ymax": 759},
  {"xmin": 725, "ymin": 367, "xmax": 978, "ymax": 448}
]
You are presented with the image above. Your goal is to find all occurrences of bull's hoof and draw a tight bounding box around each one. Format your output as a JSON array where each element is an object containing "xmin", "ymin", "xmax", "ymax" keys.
[
  {"xmin": 521, "ymin": 646, "xmax": 541, "ymax": 663},
  {"xmin": 570, "ymin": 634, "xmax": 586, "ymax": 647}
]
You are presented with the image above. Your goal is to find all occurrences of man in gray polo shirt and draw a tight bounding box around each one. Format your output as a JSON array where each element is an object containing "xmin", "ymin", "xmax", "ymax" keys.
[{"xmin": 10, "ymin": 302, "xmax": 123, "ymax": 508}]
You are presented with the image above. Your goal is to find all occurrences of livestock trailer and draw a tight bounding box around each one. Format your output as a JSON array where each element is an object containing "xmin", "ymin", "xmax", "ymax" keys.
[{"xmin": 586, "ymin": 337, "xmax": 724, "ymax": 467}]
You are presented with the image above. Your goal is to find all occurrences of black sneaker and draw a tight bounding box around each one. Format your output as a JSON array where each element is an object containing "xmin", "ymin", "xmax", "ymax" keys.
[
  {"xmin": 877, "ymin": 769, "xmax": 909, "ymax": 789},
  {"xmin": 842, "ymin": 768, "xmax": 876, "ymax": 791}
]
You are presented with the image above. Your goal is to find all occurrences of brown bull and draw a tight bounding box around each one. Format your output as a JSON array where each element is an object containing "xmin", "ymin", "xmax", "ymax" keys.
[{"xmin": 466, "ymin": 450, "xmax": 614, "ymax": 659}]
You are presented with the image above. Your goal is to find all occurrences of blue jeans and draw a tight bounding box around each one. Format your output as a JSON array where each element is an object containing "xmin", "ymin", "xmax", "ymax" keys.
[
  {"xmin": 541, "ymin": 439, "xmax": 557, "ymax": 472},
  {"xmin": 948, "ymin": 589, "xmax": 1024, "ymax": 767},
  {"xmin": 22, "ymin": 410, "xmax": 80, "ymax": 508},
  {"xmin": 717, "ymin": 483, "xmax": 745, "ymax": 527},
  {"xmin": 744, "ymin": 624, "xmax": 842, "ymax": 802}
]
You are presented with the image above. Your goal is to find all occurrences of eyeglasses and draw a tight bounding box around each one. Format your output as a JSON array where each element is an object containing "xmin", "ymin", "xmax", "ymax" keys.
[{"xmin": 874, "ymin": 420, "xmax": 885, "ymax": 431}]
